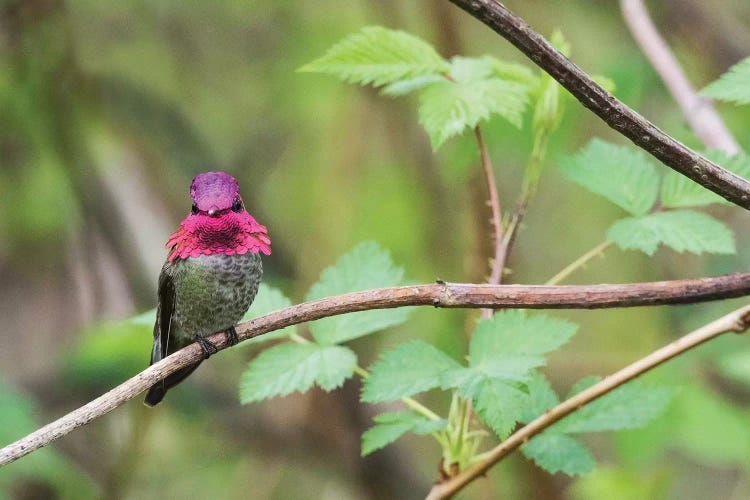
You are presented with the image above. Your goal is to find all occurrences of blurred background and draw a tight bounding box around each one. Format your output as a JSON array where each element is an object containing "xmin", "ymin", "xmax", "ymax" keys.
[{"xmin": 2, "ymin": 0, "xmax": 750, "ymax": 498}]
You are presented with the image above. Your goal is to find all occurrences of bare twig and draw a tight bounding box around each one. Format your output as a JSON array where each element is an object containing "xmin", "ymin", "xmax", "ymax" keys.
[
  {"xmin": 620, "ymin": 0, "xmax": 739, "ymax": 154},
  {"xmin": 475, "ymin": 126, "xmax": 508, "ymax": 321},
  {"xmin": 475, "ymin": 126, "xmax": 505, "ymax": 288},
  {"xmin": 545, "ymin": 241, "xmax": 612, "ymax": 286},
  {"xmin": 3, "ymin": 274, "xmax": 750, "ymax": 466},
  {"xmin": 426, "ymin": 302, "xmax": 750, "ymax": 500},
  {"xmin": 447, "ymin": 0, "xmax": 750, "ymax": 208}
]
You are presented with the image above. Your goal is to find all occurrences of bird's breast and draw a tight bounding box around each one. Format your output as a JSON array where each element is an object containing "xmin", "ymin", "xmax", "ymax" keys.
[{"xmin": 171, "ymin": 252, "xmax": 263, "ymax": 338}]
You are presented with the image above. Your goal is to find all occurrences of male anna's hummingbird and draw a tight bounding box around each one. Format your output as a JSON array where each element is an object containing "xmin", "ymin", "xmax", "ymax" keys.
[{"xmin": 144, "ymin": 171, "xmax": 271, "ymax": 406}]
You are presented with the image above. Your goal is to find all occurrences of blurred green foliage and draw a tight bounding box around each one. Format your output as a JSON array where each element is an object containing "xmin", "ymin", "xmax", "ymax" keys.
[{"xmin": 3, "ymin": 1, "xmax": 750, "ymax": 499}]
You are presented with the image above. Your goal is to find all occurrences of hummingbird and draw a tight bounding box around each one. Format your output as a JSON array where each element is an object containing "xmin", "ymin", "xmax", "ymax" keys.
[{"xmin": 144, "ymin": 171, "xmax": 271, "ymax": 406}]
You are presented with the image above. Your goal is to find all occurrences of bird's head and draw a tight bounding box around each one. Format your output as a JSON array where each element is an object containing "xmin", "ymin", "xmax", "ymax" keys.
[
  {"xmin": 166, "ymin": 171, "xmax": 271, "ymax": 260},
  {"xmin": 190, "ymin": 171, "xmax": 244, "ymax": 217}
]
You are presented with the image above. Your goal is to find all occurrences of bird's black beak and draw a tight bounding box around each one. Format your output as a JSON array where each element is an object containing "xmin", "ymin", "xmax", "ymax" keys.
[{"xmin": 207, "ymin": 208, "xmax": 218, "ymax": 217}]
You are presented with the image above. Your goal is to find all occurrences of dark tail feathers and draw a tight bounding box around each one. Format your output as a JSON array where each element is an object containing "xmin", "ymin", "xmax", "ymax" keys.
[{"xmin": 144, "ymin": 361, "xmax": 202, "ymax": 407}]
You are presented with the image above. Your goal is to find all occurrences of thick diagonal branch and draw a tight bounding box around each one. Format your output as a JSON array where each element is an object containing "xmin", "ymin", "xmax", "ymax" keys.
[
  {"xmin": 447, "ymin": 0, "xmax": 750, "ymax": 208},
  {"xmin": 620, "ymin": 0, "xmax": 739, "ymax": 154},
  {"xmin": 2, "ymin": 274, "xmax": 750, "ymax": 467}
]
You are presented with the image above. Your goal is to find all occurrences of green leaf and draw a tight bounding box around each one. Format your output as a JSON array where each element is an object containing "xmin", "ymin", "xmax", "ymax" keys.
[
  {"xmin": 607, "ymin": 210, "xmax": 735, "ymax": 256},
  {"xmin": 485, "ymin": 57, "xmax": 539, "ymax": 88},
  {"xmin": 362, "ymin": 341, "xmax": 462, "ymax": 402},
  {"xmin": 299, "ymin": 26, "xmax": 449, "ymax": 87},
  {"xmin": 700, "ymin": 56, "xmax": 750, "ymax": 105},
  {"xmin": 523, "ymin": 433, "xmax": 595, "ymax": 475},
  {"xmin": 532, "ymin": 31, "xmax": 568, "ymax": 135},
  {"xmin": 381, "ymin": 74, "xmax": 444, "ymax": 96},
  {"xmin": 442, "ymin": 312, "xmax": 575, "ymax": 438},
  {"xmin": 361, "ymin": 411, "xmax": 447, "ymax": 455},
  {"xmin": 469, "ymin": 311, "xmax": 577, "ymax": 378},
  {"xmin": 239, "ymin": 343, "xmax": 356, "ymax": 403},
  {"xmin": 305, "ymin": 241, "xmax": 412, "ymax": 345},
  {"xmin": 316, "ymin": 345, "xmax": 359, "ymax": 390},
  {"xmin": 439, "ymin": 366, "xmax": 529, "ymax": 439},
  {"xmin": 521, "ymin": 372, "xmax": 560, "ymax": 423},
  {"xmin": 532, "ymin": 71, "xmax": 564, "ymax": 135},
  {"xmin": 418, "ymin": 57, "xmax": 529, "ymax": 149},
  {"xmin": 440, "ymin": 366, "xmax": 486, "ymax": 395},
  {"xmin": 241, "ymin": 283, "xmax": 296, "ymax": 343},
  {"xmin": 661, "ymin": 150, "xmax": 750, "ymax": 208},
  {"xmin": 472, "ymin": 378, "xmax": 529, "ymax": 439},
  {"xmin": 559, "ymin": 139, "xmax": 659, "ymax": 216},
  {"xmin": 555, "ymin": 381, "xmax": 673, "ymax": 434}
]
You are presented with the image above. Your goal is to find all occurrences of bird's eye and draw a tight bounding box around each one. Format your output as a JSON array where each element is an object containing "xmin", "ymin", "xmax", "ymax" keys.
[
  {"xmin": 232, "ymin": 199, "xmax": 243, "ymax": 212},
  {"xmin": 191, "ymin": 202, "xmax": 199, "ymax": 214}
]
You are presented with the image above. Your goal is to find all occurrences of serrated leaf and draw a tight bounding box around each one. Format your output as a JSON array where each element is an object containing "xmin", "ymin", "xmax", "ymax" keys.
[
  {"xmin": 485, "ymin": 57, "xmax": 539, "ymax": 88},
  {"xmin": 316, "ymin": 345, "xmax": 359, "ymax": 390},
  {"xmin": 362, "ymin": 341, "xmax": 462, "ymax": 402},
  {"xmin": 661, "ymin": 150, "xmax": 750, "ymax": 208},
  {"xmin": 361, "ymin": 411, "xmax": 447, "ymax": 455},
  {"xmin": 299, "ymin": 26, "xmax": 449, "ymax": 87},
  {"xmin": 449, "ymin": 56, "xmax": 494, "ymax": 81},
  {"xmin": 239, "ymin": 343, "xmax": 356, "ymax": 403},
  {"xmin": 523, "ymin": 433, "xmax": 595, "ymax": 475},
  {"xmin": 381, "ymin": 74, "xmax": 444, "ymax": 96},
  {"xmin": 241, "ymin": 283, "xmax": 296, "ymax": 343},
  {"xmin": 559, "ymin": 139, "xmax": 659, "ymax": 216},
  {"xmin": 305, "ymin": 241, "xmax": 412, "ymax": 345},
  {"xmin": 521, "ymin": 373, "xmax": 560, "ymax": 423},
  {"xmin": 473, "ymin": 378, "xmax": 529, "ymax": 439},
  {"xmin": 700, "ymin": 56, "xmax": 750, "ymax": 105},
  {"xmin": 607, "ymin": 210, "xmax": 735, "ymax": 256},
  {"xmin": 443, "ymin": 312, "xmax": 575, "ymax": 432},
  {"xmin": 554, "ymin": 382, "xmax": 673, "ymax": 434},
  {"xmin": 440, "ymin": 366, "xmax": 486, "ymax": 396},
  {"xmin": 418, "ymin": 66, "xmax": 528, "ymax": 149},
  {"xmin": 470, "ymin": 311, "xmax": 577, "ymax": 378}
]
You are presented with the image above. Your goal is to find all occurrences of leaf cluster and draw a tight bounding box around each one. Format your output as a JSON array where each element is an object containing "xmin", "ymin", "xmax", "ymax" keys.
[
  {"xmin": 701, "ymin": 57, "xmax": 750, "ymax": 105},
  {"xmin": 300, "ymin": 26, "xmax": 537, "ymax": 149},
  {"xmin": 559, "ymin": 140, "xmax": 745, "ymax": 255},
  {"xmin": 520, "ymin": 374, "xmax": 673, "ymax": 475},
  {"xmin": 360, "ymin": 310, "xmax": 671, "ymax": 475},
  {"xmin": 239, "ymin": 241, "xmax": 413, "ymax": 403}
]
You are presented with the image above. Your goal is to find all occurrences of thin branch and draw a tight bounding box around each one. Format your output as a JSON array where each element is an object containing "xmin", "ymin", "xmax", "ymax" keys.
[
  {"xmin": 501, "ymin": 127, "xmax": 551, "ymax": 269},
  {"xmin": 475, "ymin": 126, "xmax": 505, "ymax": 288},
  {"xmin": 475, "ymin": 126, "xmax": 507, "ymax": 321},
  {"xmin": 426, "ymin": 302, "xmax": 750, "ymax": 500},
  {"xmin": 620, "ymin": 0, "xmax": 740, "ymax": 154},
  {"xmin": 545, "ymin": 240, "xmax": 612, "ymax": 286},
  {"xmin": 447, "ymin": 0, "xmax": 750, "ymax": 209},
  {"xmin": 3, "ymin": 274, "xmax": 750, "ymax": 466}
]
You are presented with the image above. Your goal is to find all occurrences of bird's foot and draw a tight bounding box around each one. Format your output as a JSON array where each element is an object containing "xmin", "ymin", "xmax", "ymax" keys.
[
  {"xmin": 226, "ymin": 326, "xmax": 239, "ymax": 346},
  {"xmin": 195, "ymin": 335, "xmax": 219, "ymax": 359}
]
